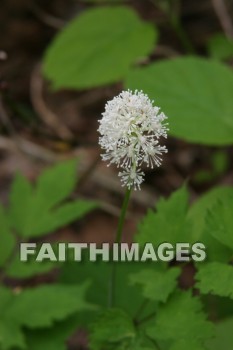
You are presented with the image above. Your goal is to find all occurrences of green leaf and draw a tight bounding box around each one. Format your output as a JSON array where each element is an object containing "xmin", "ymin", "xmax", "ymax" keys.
[
  {"xmin": 0, "ymin": 284, "xmax": 91, "ymax": 350},
  {"xmin": 0, "ymin": 287, "xmax": 26, "ymax": 350},
  {"xmin": 26, "ymin": 200, "xmax": 96, "ymax": 238},
  {"xmin": 0, "ymin": 205, "xmax": 15, "ymax": 268},
  {"xmin": 8, "ymin": 160, "xmax": 95, "ymax": 238},
  {"xmin": 146, "ymin": 291, "xmax": 214, "ymax": 346},
  {"xmin": 89, "ymin": 309, "xmax": 135, "ymax": 350},
  {"xmin": 169, "ymin": 339, "xmax": 207, "ymax": 350},
  {"xmin": 205, "ymin": 194, "xmax": 233, "ymax": 251},
  {"xmin": 60, "ymin": 258, "xmax": 155, "ymax": 319},
  {"xmin": 208, "ymin": 33, "xmax": 233, "ymax": 61},
  {"xmin": 35, "ymin": 159, "xmax": 77, "ymax": 210},
  {"xmin": 130, "ymin": 267, "xmax": 180, "ymax": 302},
  {"xmin": 6, "ymin": 253, "xmax": 56, "ymax": 278},
  {"xmin": 188, "ymin": 186, "xmax": 233, "ymax": 262},
  {"xmin": 196, "ymin": 262, "xmax": 233, "ymax": 299},
  {"xmin": 25, "ymin": 315, "xmax": 82, "ymax": 350},
  {"xmin": 43, "ymin": 6, "xmax": 157, "ymax": 89},
  {"xmin": 8, "ymin": 283, "xmax": 92, "ymax": 328},
  {"xmin": 126, "ymin": 57, "xmax": 233, "ymax": 145},
  {"xmin": 205, "ymin": 318, "xmax": 233, "ymax": 350},
  {"xmin": 9, "ymin": 173, "xmax": 32, "ymax": 236},
  {"xmin": 136, "ymin": 185, "xmax": 189, "ymax": 246}
]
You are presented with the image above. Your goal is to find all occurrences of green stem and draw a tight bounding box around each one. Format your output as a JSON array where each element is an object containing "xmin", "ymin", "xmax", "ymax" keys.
[
  {"xmin": 115, "ymin": 187, "xmax": 132, "ymax": 244},
  {"xmin": 170, "ymin": 16, "xmax": 195, "ymax": 53},
  {"xmin": 151, "ymin": 0, "xmax": 195, "ymax": 53},
  {"xmin": 109, "ymin": 187, "xmax": 132, "ymax": 307}
]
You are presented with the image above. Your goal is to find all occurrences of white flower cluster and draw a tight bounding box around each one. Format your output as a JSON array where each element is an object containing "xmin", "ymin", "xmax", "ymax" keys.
[{"xmin": 98, "ymin": 90, "xmax": 168, "ymax": 190}]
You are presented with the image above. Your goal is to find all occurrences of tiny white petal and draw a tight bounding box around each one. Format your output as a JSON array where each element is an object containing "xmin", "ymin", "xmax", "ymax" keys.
[{"xmin": 98, "ymin": 90, "xmax": 168, "ymax": 190}]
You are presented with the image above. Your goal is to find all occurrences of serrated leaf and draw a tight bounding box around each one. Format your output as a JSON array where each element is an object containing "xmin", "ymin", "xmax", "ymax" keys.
[
  {"xmin": 8, "ymin": 283, "xmax": 92, "ymax": 328},
  {"xmin": 8, "ymin": 160, "xmax": 95, "ymax": 238},
  {"xmin": 196, "ymin": 262, "xmax": 233, "ymax": 299},
  {"xmin": 89, "ymin": 309, "xmax": 135, "ymax": 350},
  {"xmin": 43, "ymin": 6, "xmax": 157, "ymax": 89},
  {"xmin": 205, "ymin": 194, "xmax": 233, "ymax": 251},
  {"xmin": 188, "ymin": 186, "xmax": 233, "ymax": 262},
  {"xmin": 205, "ymin": 318, "xmax": 233, "ymax": 350},
  {"xmin": 0, "ymin": 205, "xmax": 15, "ymax": 268},
  {"xmin": 35, "ymin": 159, "xmax": 77, "ymax": 210},
  {"xmin": 130, "ymin": 267, "xmax": 180, "ymax": 302},
  {"xmin": 136, "ymin": 186, "xmax": 189, "ymax": 246},
  {"xmin": 146, "ymin": 291, "xmax": 214, "ymax": 346},
  {"xmin": 126, "ymin": 57, "xmax": 233, "ymax": 145},
  {"xmin": 208, "ymin": 33, "xmax": 233, "ymax": 61}
]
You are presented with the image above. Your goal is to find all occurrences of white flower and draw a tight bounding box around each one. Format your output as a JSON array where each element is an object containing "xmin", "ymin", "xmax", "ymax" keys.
[{"xmin": 98, "ymin": 90, "xmax": 168, "ymax": 190}]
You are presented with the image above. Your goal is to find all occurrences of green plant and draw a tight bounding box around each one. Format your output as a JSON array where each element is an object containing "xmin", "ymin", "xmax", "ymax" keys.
[
  {"xmin": 1, "ymin": 174, "xmax": 233, "ymax": 349},
  {"xmin": 2, "ymin": 2, "xmax": 233, "ymax": 349}
]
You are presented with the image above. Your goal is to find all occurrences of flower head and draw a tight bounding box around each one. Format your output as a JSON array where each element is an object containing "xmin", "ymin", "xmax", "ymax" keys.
[{"xmin": 98, "ymin": 90, "xmax": 168, "ymax": 190}]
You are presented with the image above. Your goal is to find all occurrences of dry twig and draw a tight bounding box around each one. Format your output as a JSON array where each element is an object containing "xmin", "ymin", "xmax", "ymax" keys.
[{"xmin": 211, "ymin": 0, "xmax": 233, "ymax": 39}]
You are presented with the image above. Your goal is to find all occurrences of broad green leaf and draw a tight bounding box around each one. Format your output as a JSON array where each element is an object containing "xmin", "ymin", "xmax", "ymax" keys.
[
  {"xmin": 205, "ymin": 194, "xmax": 233, "ymax": 251},
  {"xmin": 0, "ymin": 287, "xmax": 26, "ymax": 350},
  {"xmin": 89, "ymin": 309, "xmax": 135, "ymax": 350},
  {"xmin": 35, "ymin": 159, "xmax": 77, "ymax": 210},
  {"xmin": 130, "ymin": 267, "xmax": 180, "ymax": 302},
  {"xmin": 0, "ymin": 322, "xmax": 26, "ymax": 350},
  {"xmin": 206, "ymin": 318, "xmax": 233, "ymax": 350},
  {"xmin": 0, "ymin": 284, "xmax": 91, "ymax": 350},
  {"xmin": 60, "ymin": 258, "xmax": 155, "ymax": 319},
  {"xmin": 188, "ymin": 186, "xmax": 233, "ymax": 262},
  {"xmin": 29, "ymin": 200, "xmax": 96, "ymax": 237},
  {"xmin": 8, "ymin": 283, "xmax": 92, "ymax": 328},
  {"xmin": 208, "ymin": 33, "xmax": 233, "ymax": 61},
  {"xmin": 43, "ymin": 6, "xmax": 157, "ymax": 89},
  {"xmin": 196, "ymin": 262, "xmax": 233, "ymax": 299},
  {"xmin": 136, "ymin": 185, "xmax": 189, "ymax": 246},
  {"xmin": 0, "ymin": 205, "xmax": 15, "ymax": 268},
  {"xmin": 126, "ymin": 57, "xmax": 233, "ymax": 145},
  {"xmin": 146, "ymin": 291, "xmax": 214, "ymax": 346},
  {"xmin": 6, "ymin": 254, "xmax": 55, "ymax": 278},
  {"xmin": 8, "ymin": 160, "xmax": 95, "ymax": 238}
]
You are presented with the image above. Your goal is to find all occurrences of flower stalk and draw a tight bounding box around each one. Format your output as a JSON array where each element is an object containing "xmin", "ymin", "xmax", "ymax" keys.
[{"xmin": 99, "ymin": 90, "xmax": 168, "ymax": 307}]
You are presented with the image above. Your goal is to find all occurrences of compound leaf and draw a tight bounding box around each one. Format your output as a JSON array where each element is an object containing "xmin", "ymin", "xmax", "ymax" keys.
[{"xmin": 8, "ymin": 160, "xmax": 95, "ymax": 238}]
